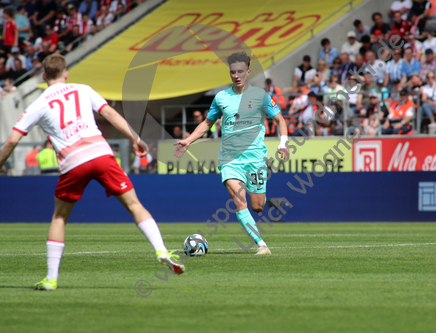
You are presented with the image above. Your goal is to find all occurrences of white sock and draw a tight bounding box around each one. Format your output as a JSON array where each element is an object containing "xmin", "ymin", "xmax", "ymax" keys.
[
  {"xmin": 257, "ymin": 240, "xmax": 267, "ymax": 247},
  {"xmin": 137, "ymin": 218, "xmax": 167, "ymax": 252},
  {"xmin": 46, "ymin": 240, "xmax": 65, "ymax": 280}
]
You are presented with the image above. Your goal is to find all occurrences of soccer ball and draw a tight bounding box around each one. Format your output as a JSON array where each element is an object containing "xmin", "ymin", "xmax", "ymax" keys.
[{"xmin": 183, "ymin": 234, "xmax": 208, "ymax": 257}]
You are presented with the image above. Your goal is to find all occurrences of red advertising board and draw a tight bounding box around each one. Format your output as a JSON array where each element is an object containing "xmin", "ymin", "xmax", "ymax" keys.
[{"xmin": 353, "ymin": 138, "xmax": 436, "ymax": 171}]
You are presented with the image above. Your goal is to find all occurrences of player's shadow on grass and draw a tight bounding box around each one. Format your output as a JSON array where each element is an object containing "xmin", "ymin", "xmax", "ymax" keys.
[
  {"xmin": 207, "ymin": 252, "xmax": 251, "ymax": 255},
  {"xmin": 0, "ymin": 286, "xmax": 35, "ymax": 289}
]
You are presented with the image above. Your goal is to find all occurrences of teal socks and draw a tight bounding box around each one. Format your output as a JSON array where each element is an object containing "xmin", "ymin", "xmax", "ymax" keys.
[{"xmin": 236, "ymin": 208, "xmax": 263, "ymax": 244}]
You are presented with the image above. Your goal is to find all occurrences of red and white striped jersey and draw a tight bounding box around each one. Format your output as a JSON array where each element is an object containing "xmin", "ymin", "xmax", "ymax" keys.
[{"xmin": 13, "ymin": 83, "xmax": 112, "ymax": 174}]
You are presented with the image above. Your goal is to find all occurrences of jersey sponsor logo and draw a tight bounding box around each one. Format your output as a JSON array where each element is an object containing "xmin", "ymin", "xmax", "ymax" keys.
[
  {"xmin": 63, "ymin": 120, "xmax": 91, "ymax": 139},
  {"xmin": 120, "ymin": 182, "xmax": 127, "ymax": 190}
]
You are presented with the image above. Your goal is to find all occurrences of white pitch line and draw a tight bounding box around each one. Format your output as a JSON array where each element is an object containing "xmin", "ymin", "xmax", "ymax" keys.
[
  {"xmin": 211, "ymin": 243, "xmax": 436, "ymax": 251},
  {"xmin": 0, "ymin": 251, "xmax": 120, "ymax": 256}
]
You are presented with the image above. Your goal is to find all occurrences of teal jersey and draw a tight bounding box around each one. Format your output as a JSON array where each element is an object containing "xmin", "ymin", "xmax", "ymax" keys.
[{"xmin": 207, "ymin": 85, "xmax": 279, "ymax": 166}]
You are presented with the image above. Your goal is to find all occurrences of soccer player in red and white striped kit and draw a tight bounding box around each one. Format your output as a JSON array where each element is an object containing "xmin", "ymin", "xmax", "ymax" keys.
[{"xmin": 0, "ymin": 54, "xmax": 184, "ymax": 290}]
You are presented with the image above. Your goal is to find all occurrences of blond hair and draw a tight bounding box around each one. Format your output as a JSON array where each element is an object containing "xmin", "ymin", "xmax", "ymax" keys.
[{"xmin": 43, "ymin": 54, "xmax": 67, "ymax": 81}]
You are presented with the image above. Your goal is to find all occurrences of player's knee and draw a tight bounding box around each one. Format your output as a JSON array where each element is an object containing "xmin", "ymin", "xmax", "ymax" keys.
[{"xmin": 251, "ymin": 202, "xmax": 264, "ymax": 213}]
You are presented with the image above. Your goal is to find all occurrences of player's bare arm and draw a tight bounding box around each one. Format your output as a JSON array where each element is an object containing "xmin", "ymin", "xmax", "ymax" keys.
[
  {"xmin": 99, "ymin": 105, "xmax": 148, "ymax": 157},
  {"xmin": 273, "ymin": 112, "xmax": 289, "ymax": 159},
  {"xmin": 174, "ymin": 118, "xmax": 216, "ymax": 157},
  {"xmin": 0, "ymin": 130, "xmax": 23, "ymax": 172}
]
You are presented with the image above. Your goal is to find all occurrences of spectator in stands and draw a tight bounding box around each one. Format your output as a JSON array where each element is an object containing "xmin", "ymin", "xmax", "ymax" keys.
[
  {"xmin": 42, "ymin": 24, "xmax": 58, "ymax": 53},
  {"xmin": 419, "ymin": 49, "xmax": 436, "ymax": 83},
  {"xmin": 292, "ymin": 55, "xmax": 316, "ymax": 92},
  {"xmin": 390, "ymin": 79, "xmax": 403, "ymax": 102},
  {"xmin": 0, "ymin": 63, "xmax": 8, "ymax": 86},
  {"xmin": 421, "ymin": 28, "xmax": 436, "ymax": 53},
  {"xmin": 365, "ymin": 50, "xmax": 386, "ymax": 82},
  {"xmin": 69, "ymin": 24, "xmax": 82, "ymax": 51},
  {"xmin": 293, "ymin": 92, "xmax": 319, "ymax": 136},
  {"xmin": 359, "ymin": 35, "xmax": 372, "ymax": 61},
  {"xmin": 31, "ymin": 0, "xmax": 56, "ymax": 36},
  {"xmin": 405, "ymin": 33, "xmax": 423, "ymax": 62},
  {"xmin": 1, "ymin": 9, "xmax": 18, "ymax": 54},
  {"xmin": 356, "ymin": 73, "xmax": 377, "ymax": 112},
  {"xmin": 317, "ymin": 59, "xmax": 330, "ymax": 82},
  {"xmin": 323, "ymin": 74, "xmax": 345, "ymax": 106},
  {"xmin": 172, "ymin": 126, "xmax": 183, "ymax": 139},
  {"xmin": 405, "ymin": 71, "xmax": 424, "ymax": 96},
  {"xmin": 79, "ymin": 0, "xmax": 98, "ymax": 20},
  {"xmin": 57, "ymin": 24, "xmax": 74, "ymax": 53},
  {"xmin": 384, "ymin": 48, "xmax": 404, "ymax": 88},
  {"xmin": 353, "ymin": 19, "xmax": 371, "ymax": 42},
  {"xmin": 354, "ymin": 54, "xmax": 365, "ymax": 71},
  {"xmin": 420, "ymin": 71, "xmax": 436, "ymax": 126},
  {"xmin": 408, "ymin": 0, "xmax": 431, "ymax": 36},
  {"xmin": 109, "ymin": 0, "xmax": 127, "ymax": 13},
  {"xmin": 96, "ymin": 5, "xmax": 114, "ymax": 28},
  {"xmin": 360, "ymin": 91, "xmax": 389, "ymax": 135},
  {"xmin": 25, "ymin": 44, "xmax": 37, "ymax": 70},
  {"xmin": 341, "ymin": 31, "xmax": 361, "ymax": 62},
  {"xmin": 373, "ymin": 79, "xmax": 389, "ymax": 100},
  {"xmin": 319, "ymin": 38, "xmax": 340, "ymax": 67},
  {"xmin": 370, "ymin": 12, "xmax": 391, "ymax": 43},
  {"xmin": 265, "ymin": 78, "xmax": 286, "ymax": 111},
  {"xmin": 289, "ymin": 81, "xmax": 309, "ymax": 115},
  {"xmin": 6, "ymin": 47, "xmax": 28, "ymax": 72},
  {"xmin": 53, "ymin": 7, "xmax": 67, "ymax": 33},
  {"xmin": 309, "ymin": 71, "xmax": 327, "ymax": 98},
  {"xmin": 401, "ymin": 47, "xmax": 421, "ymax": 83},
  {"xmin": 15, "ymin": 6, "xmax": 32, "ymax": 43},
  {"xmin": 37, "ymin": 40, "xmax": 52, "ymax": 62},
  {"xmin": 330, "ymin": 56, "xmax": 341, "ymax": 77},
  {"xmin": 390, "ymin": 0, "xmax": 413, "ymax": 21},
  {"xmin": 344, "ymin": 75, "xmax": 361, "ymax": 113},
  {"xmin": 66, "ymin": 4, "xmax": 82, "ymax": 33},
  {"xmin": 81, "ymin": 13, "xmax": 93, "ymax": 35},
  {"xmin": 29, "ymin": 56, "xmax": 43, "ymax": 77},
  {"xmin": 3, "ymin": 78, "xmax": 16, "ymax": 94},
  {"xmin": 24, "ymin": 145, "xmax": 42, "ymax": 175},
  {"xmin": 24, "ymin": 0, "xmax": 39, "ymax": 20},
  {"xmin": 338, "ymin": 52, "xmax": 357, "ymax": 84},
  {"xmin": 389, "ymin": 12, "xmax": 410, "ymax": 39},
  {"xmin": 382, "ymin": 88, "xmax": 414, "ymax": 134},
  {"xmin": 8, "ymin": 59, "xmax": 27, "ymax": 83},
  {"xmin": 191, "ymin": 110, "xmax": 211, "ymax": 138},
  {"xmin": 37, "ymin": 140, "xmax": 59, "ymax": 175},
  {"xmin": 371, "ymin": 33, "xmax": 393, "ymax": 60}
]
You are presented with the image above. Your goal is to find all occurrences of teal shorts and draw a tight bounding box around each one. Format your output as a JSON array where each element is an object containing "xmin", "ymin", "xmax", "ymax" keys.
[{"xmin": 219, "ymin": 160, "xmax": 269, "ymax": 194}]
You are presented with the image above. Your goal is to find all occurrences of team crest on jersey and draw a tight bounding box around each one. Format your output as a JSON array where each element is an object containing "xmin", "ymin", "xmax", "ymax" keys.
[
  {"xmin": 234, "ymin": 113, "xmax": 240, "ymax": 119},
  {"xmin": 247, "ymin": 101, "xmax": 253, "ymax": 110}
]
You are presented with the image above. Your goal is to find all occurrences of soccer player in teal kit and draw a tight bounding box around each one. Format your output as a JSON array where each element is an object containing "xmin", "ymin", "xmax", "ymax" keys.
[{"xmin": 175, "ymin": 52, "xmax": 289, "ymax": 255}]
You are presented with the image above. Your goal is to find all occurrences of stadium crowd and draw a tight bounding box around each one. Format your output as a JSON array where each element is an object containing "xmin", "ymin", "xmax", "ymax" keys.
[
  {"xmin": 0, "ymin": 0, "xmax": 146, "ymax": 96},
  {"xmin": 178, "ymin": 0, "xmax": 436, "ymax": 138}
]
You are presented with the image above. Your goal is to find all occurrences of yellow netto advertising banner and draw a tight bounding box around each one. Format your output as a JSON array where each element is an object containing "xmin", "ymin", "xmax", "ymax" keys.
[
  {"xmin": 158, "ymin": 138, "xmax": 352, "ymax": 174},
  {"xmin": 49, "ymin": 0, "xmax": 363, "ymax": 101}
]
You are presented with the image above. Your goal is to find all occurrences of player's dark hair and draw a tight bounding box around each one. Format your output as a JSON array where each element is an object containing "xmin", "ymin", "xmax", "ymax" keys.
[
  {"xmin": 227, "ymin": 51, "xmax": 250, "ymax": 68},
  {"xmin": 43, "ymin": 54, "xmax": 67, "ymax": 81}
]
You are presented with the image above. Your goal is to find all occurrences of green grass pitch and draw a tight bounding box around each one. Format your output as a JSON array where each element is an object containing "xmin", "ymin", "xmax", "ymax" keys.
[{"xmin": 1, "ymin": 222, "xmax": 435, "ymax": 333}]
